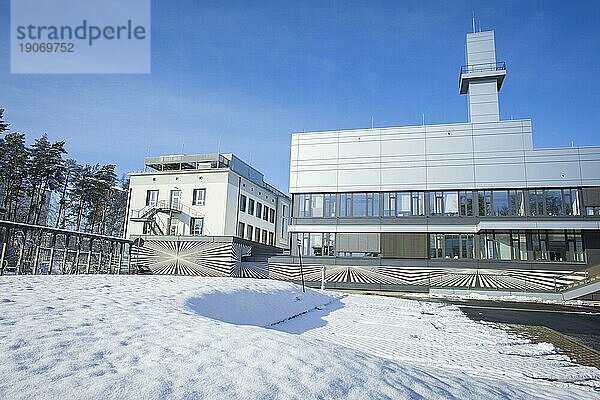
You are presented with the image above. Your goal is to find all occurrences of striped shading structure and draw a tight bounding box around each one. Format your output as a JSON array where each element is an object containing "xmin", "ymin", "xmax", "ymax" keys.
[{"xmin": 129, "ymin": 237, "xmax": 588, "ymax": 292}]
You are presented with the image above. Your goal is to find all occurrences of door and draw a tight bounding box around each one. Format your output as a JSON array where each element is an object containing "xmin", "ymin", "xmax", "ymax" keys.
[{"xmin": 170, "ymin": 190, "xmax": 181, "ymax": 210}]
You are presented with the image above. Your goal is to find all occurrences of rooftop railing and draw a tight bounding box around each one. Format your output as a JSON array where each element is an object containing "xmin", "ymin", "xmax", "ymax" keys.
[{"xmin": 460, "ymin": 61, "xmax": 506, "ymax": 75}]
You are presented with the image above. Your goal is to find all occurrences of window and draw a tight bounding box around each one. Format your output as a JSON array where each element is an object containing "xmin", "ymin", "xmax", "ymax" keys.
[
  {"xmin": 238, "ymin": 222, "xmax": 245, "ymax": 238},
  {"xmin": 296, "ymin": 233, "xmax": 326, "ymax": 256},
  {"xmin": 146, "ymin": 190, "xmax": 158, "ymax": 206},
  {"xmin": 412, "ymin": 192, "xmax": 425, "ymax": 216},
  {"xmin": 430, "ymin": 192, "xmax": 458, "ymax": 216},
  {"xmin": 169, "ymin": 218, "xmax": 178, "ymax": 235},
  {"xmin": 431, "ymin": 192, "xmax": 444, "ymax": 215},
  {"xmin": 511, "ymin": 233, "xmax": 527, "ymax": 261},
  {"xmin": 383, "ymin": 192, "xmax": 425, "ymax": 217},
  {"xmin": 190, "ymin": 217, "xmax": 204, "ymax": 235},
  {"xmin": 323, "ymin": 233, "xmax": 335, "ymax": 256},
  {"xmin": 169, "ymin": 190, "xmax": 181, "ymax": 210},
  {"xmin": 478, "ymin": 191, "xmax": 492, "ymax": 216},
  {"xmin": 444, "ymin": 234, "xmax": 460, "ymax": 259},
  {"xmin": 268, "ymin": 232, "xmax": 274, "ymax": 246},
  {"xmin": 339, "ymin": 193, "xmax": 352, "ymax": 217},
  {"xmin": 142, "ymin": 222, "xmax": 153, "ymax": 235},
  {"xmin": 254, "ymin": 227, "xmax": 261, "ymax": 242},
  {"xmin": 508, "ymin": 190, "xmax": 525, "ymax": 216},
  {"xmin": 246, "ymin": 224, "xmax": 253, "ymax": 241},
  {"xmin": 477, "ymin": 190, "xmax": 525, "ymax": 216},
  {"xmin": 430, "ymin": 234, "xmax": 474, "ymax": 259},
  {"xmin": 564, "ymin": 189, "xmax": 580, "ymax": 216},
  {"xmin": 192, "ymin": 189, "xmax": 206, "ymax": 206},
  {"xmin": 324, "ymin": 194, "xmax": 336, "ymax": 217},
  {"xmin": 240, "ymin": 194, "xmax": 247, "ymax": 212},
  {"xmin": 398, "ymin": 193, "xmax": 411, "ymax": 216},
  {"xmin": 302, "ymin": 194, "xmax": 311, "ymax": 217},
  {"xmin": 530, "ymin": 231, "xmax": 548, "ymax": 260},
  {"xmin": 248, "ymin": 199, "xmax": 255, "ymax": 215},
  {"xmin": 352, "ymin": 193, "xmax": 367, "ymax": 217},
  {"xmin": 311, "ymin": 194, "xmax": 324, "ymax": 217},
  {"xmin": 529, "ymin": 190, "xmax": 544, "ymax": 216},
  {"xmin": 263, "ymin": 205, "xmax": 269, "ymax": 221},
  {"xmin": 262, "ymin": 229, "xmax": 268, "ymax": 244},
  {"xmin": 383, "ymin": 192, "xmax": 396, "ymax": 217},
  {"xmin": 281, "ymin": 205, "xmax": 288, "ymax": 238},
  {"xmin": 366, "ymin": 193, "xmax": 379, "ymax": 217},
  {"xmin": 269, "ymin": 208, "xmax": 275, "ymax": 223},
  {"xmin": 529, "ymin": 188, "xmax": 579, "ymax": 216},
  {"xmin": 492, "ymin": 191, "xmax": 509, "ymax": 216},
  {"xmin": 255, "ymin": 202, "xmax": 262, "ymax": 218},
  {"xmin": 459, "ymin": 191, "xmax": 473, "ymax": 216},
  {"xmin": 545, "ymin": 190, "xmax": 563, "ymax": 216},
  {"xmin": 586, "ymin": 206, "xmax": 600, "ymax": 216}
]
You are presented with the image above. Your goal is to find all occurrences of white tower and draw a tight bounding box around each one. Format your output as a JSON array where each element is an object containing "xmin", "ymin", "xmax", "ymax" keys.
[{"xmin": 459, "ymin": 31, "xmax": 506, "ymax": 123}]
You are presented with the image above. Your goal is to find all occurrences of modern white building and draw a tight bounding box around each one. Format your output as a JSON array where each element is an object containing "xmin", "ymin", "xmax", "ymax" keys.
[
  {"xmin": 125, "ymin": 153, "xmax": 290, "ymax": 276},
  {"xmin": 268, "ymin": 30, "xmax": 600, "ymax": 293}
]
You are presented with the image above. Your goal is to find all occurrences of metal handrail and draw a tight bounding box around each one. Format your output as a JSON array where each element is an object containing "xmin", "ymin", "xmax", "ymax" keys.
[{"xmin": 460, "ymin": 61, "xmax": 506, "ymax": 75}]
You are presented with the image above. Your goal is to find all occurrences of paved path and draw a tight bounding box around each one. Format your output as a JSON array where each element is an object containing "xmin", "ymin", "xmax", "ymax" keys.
[{"xmin": 273, "ymin": 294, "xmax": 600, "ymax": 389}]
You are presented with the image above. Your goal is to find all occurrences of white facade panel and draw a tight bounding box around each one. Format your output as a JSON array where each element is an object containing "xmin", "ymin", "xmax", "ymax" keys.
[{"xmin": 290, "ymin": 119, "xmax": 600, "ymax": 193}]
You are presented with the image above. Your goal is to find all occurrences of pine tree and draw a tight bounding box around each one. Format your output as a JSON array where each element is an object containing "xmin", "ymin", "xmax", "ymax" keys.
[
  {"xmin": 0, "ymin": 109, "xmax": 9, "ymax": 134},
  {"xmin": 0, "ymin": 133, "xmax": 28, "ymax": 221},
  {"xmin": 25, "ymin": 134, "xmax": 67, "ymax": 225},
  {"xmin": 55, "ymin": 159, "xmax": 77, "ymax": 229}
]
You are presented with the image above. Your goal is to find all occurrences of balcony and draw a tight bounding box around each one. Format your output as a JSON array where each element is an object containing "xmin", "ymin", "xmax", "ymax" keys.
[{"xmin": 459, "ymin": 61, "xmax": 506, "ymax": 94}]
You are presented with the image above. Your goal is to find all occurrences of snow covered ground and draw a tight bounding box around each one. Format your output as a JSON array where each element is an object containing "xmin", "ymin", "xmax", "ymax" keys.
[{"xmin": 1, "ymin": 276, "xmax": 598, "ymax": 399}]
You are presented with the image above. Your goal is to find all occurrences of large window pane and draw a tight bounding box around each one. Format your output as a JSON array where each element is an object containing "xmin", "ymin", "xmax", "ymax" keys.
[
  {"xmin": 323, "ymin": 233, "xmax": 336, "ymax": 256},
  {"xmin": 508, "ymin": 190, "xmax": 525, "ymax": 216},
  {"xmin": 461, "ymin": 234, "xmax": 475, "ymax": 259},
  {"xmin": 339, "ymin": 194, "xmax": 352, "ymax": 217},
  {"xmin": 412, "ymin": 192, "xmax": 425, "ymax": 216},
  {"xmin": 459, "ymin": 191, "xmax": 473, "ymax": 216},
  {"xmin": 324, "ymin": 194, "xmax": 336, "ymax": 217},
  {"xmin": 497, "ymin": 234, "xmax": 512, "ymax": 260},
  {"xmin": 383, "ymin": 192, "xmax": 396, "ymax": 217},
  {"xmin": 545, "ymin": 190, "xmax": 563, "ymax": 216},
  {"xmin": 398, "ymin": 193, "xmax": 411, "ymax": 216},
  {"xmin": 309, "ymin": 233, "xmax": 323, "ymax": 256},
  {"xmin": 564, "ymin": 189, "xmax": 580, "ymax": 216},
  {"xmin": 493, "ymin": 191, "xmax": 509, "ymax": 216},
  {"xmin": 430, "ymin": 234, "xmax": 443, "ymax": 258},
  {"xmin": 444, "ymin": 192, "xmax": 459, "ymax": 216},
  {"xmin": 366, "ymin": 193, "xmax": 379, "ymax": 216},
  {"xmin": 311, "ymin": 194, "xmax": 324, "ymax": 217},
  {"xmin": 444, "ymin": 235, "xmax": 460, "ymax": 259},
  {"xmin": 430, "ymin": 192, "xmax": 444, "ymax": 215},
  {"xmin": 352, "ymin": 193, "xmax": 366, "ymax": 217},
  {"xmin": 478, "ymin": 191, "xmax": 492, "ymax": 216},
  {"xmin": 529, "ymin": 190, "xmax": 543, "ymax": 216}
]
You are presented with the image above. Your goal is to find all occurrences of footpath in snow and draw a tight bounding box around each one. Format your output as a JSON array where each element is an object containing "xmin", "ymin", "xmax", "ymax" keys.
[{"xmin": 0, "ymin": 275, "xmax": 598, "ymax": 400}]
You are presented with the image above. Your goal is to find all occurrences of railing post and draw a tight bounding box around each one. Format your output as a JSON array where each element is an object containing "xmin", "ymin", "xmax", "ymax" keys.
[{"xmin": 0, "ymin": 242, "xmax": 6, "ymax": 276}]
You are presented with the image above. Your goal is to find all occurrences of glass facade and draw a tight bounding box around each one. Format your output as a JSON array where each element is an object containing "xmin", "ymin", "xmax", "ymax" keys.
[
  {"xmin": 294, "ymin": 188, "xmax": 582, "ymax": 218},
  {"xmin": 292, "ymin": 231, "xmax": 585, "ymax": 263},
  {"xmin": 430, "ymin": 234, "xmax": 475, "ymax": 259}
]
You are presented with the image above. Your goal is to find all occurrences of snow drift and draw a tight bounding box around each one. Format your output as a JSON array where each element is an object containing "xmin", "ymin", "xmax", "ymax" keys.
[{"xmin": 186, "ymin": 280, "xmax": 340, "ymax": 326}]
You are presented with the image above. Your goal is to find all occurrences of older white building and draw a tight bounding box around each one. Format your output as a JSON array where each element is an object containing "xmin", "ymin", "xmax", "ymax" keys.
[
  {"xmin": 125, "ymin": 153, "xmax": 290, "ymax": 276},
  {"xmin": 268, "ymin": 30, "xmax": 600, "ymax": 294}
]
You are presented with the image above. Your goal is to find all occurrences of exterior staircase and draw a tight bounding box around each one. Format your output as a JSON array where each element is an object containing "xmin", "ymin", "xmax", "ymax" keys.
[
  {"xmin": 130, "ymin": 200, "xmax": 207, "ymax": 236},
  {"xmin": 131, "ymin": 200, "xmax": 182, "ymax": 235}
]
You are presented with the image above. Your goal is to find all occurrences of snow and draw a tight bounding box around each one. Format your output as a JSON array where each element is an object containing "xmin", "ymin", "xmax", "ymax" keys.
[{"xmin": 0, "ymin": 276, "xmax": 598, "ymax": 399}]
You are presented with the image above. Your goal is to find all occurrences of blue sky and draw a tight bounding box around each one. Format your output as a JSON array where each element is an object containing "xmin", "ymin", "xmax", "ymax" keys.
[{"xmin": 1, "ymin": 0, "xmax": 599, "ymax": 192}]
